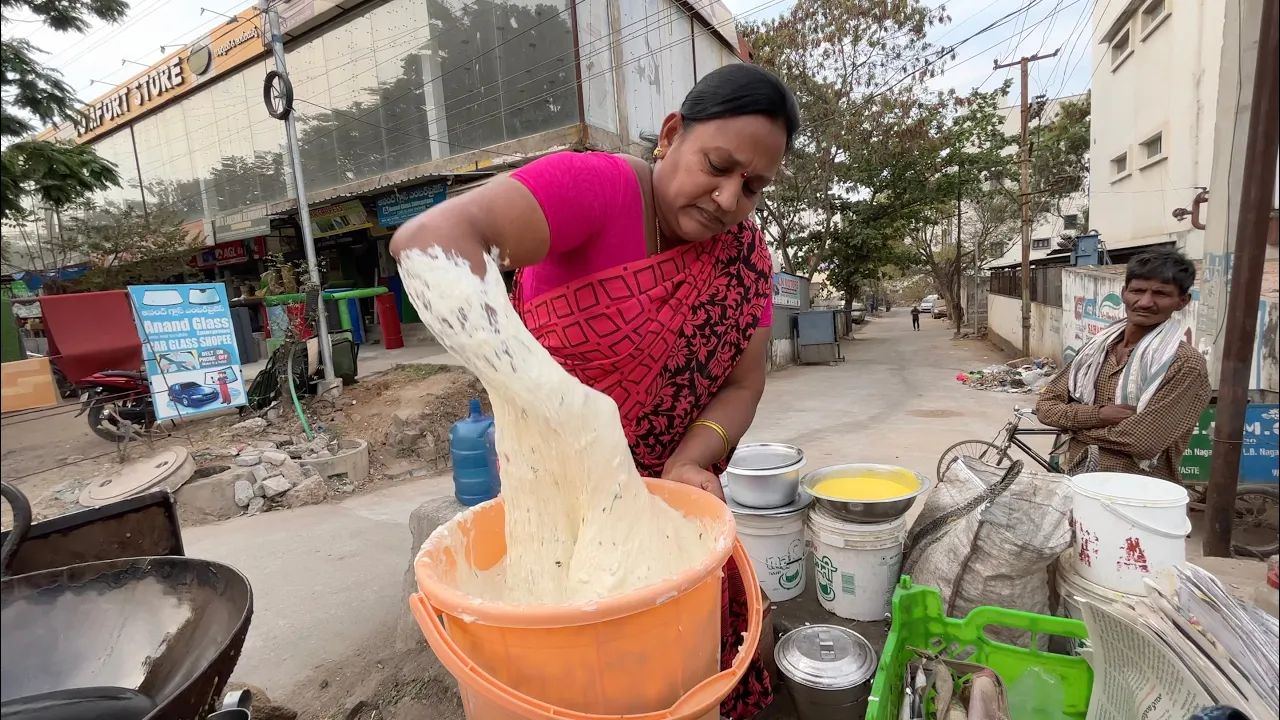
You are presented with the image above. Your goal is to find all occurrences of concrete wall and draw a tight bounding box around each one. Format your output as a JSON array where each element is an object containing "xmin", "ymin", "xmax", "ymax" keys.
[
  {"xmin": 987, "ymin": 294, "xmax": 1063, "ymax": 361},
  {"xmin": 606, "ymin": 0, "xmax": 740, "ymax": 151},
  {"xmin": 1090, "ymin": 0, "xmax": 1225, "ymax": 258},
  {"xmin": 1058, "ymin": 266, "xmax": 1277, "ymax": 394}
]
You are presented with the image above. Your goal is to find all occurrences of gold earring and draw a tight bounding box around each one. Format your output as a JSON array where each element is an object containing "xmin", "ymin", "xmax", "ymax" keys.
[{"xmin": 653, "ymin": 147, "xmax": 663, "ymax": 160}]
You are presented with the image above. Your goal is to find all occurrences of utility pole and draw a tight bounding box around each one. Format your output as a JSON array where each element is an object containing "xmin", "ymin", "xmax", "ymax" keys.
[
  {"xmin": 1203, "ymin": 0, "xmax": 1278, "ymax": 557},
  {"xmin": 955, "ymin": 178, "xmax": 963, "ymax": 333},
  {"xmin": 262, "ymin": 2, "xmax": 337, "ymax": 389},
  {"xmin": 995, "ymin": 50, "xmax": 1058, "ymax": 357}
]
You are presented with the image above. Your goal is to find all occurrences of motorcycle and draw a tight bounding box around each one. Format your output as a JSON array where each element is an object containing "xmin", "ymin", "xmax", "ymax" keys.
[{"xmin": 75, "ymin": 370, "xmax": 158, "ymax": 442}]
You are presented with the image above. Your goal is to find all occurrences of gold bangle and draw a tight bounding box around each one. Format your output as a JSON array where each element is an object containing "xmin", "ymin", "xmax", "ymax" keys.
[{"xmin": 691, "ymin": 420, "xmax": 731, "ymax": 463}]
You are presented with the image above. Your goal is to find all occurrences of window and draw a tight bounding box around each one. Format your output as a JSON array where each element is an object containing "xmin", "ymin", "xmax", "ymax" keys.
[
  {"xmin": 1111, "ymin": 151, "xmax": 1130, "ymax": 181},
  {"xmin": 1140, "ymin": 131, "xmax": 1167, "ymax": 168},
  {"xmin": 1111, "ymin": 28, "xmax": 1133, "ymax": 69},
  {"xmin": 1064, "ymin": 213, "xmax": 1080, "ymax": 230},
  {"xmin": 1032, "ymin": 238, "xmax": 1051, "ymax": 250},
  {"xmin": 1140, "ymin": 0, "xmax": 1169, "ymax": 37},
  {"xmin": 1142, "ymin": 133, "xmax": 1163, "ymax": 159}
]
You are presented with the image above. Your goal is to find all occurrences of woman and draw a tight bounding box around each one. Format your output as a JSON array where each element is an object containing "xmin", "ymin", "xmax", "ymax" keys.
[{"xmin": 391, "ymin": 63, "xmax": 799, "ymax": 717}]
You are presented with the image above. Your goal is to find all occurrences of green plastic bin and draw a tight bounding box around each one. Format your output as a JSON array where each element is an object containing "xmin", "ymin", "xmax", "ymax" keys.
[{"xmin": 866, "ymin": 577, "xmax": 1094, "ymax": 720}]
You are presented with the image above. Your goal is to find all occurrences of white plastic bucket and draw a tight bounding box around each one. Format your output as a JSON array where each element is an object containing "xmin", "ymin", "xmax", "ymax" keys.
[
  {"xmin": 1069, "ymin": 472, "xmax": 1190, "ymax": 595},
  {"xmin": 1056, "ymin": 551, "xmax": 1145, "ymax": 621},
  {"xmin": 805, "ymin": 506, "xmax": 905, "ymax": 621},
  {"xmin": 734, "ymin": 508, "xmax": 807, "ymax": 602}
]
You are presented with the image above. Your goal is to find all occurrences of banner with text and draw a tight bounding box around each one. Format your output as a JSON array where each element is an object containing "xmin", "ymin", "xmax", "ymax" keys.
[
  {"xmin": 773, "ymin": 272, "xmax": 802, "ymax": 308},
  {"xmin": 375, "ymin": 182, "xmax": 447, "ymax": 228},
  {"xmin": 128, "ymin": 283, "xmax": 246, "ymax": 420}
]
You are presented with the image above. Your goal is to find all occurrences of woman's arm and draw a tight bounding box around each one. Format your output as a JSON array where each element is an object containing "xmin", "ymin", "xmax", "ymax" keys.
[
  {"xmin": 662, "ymin": 331, "xmax": 770, "ymax": 500},
  {"xmin": 389, "ymin": 176, "xmax": 551, "ymax": 277},
  {"xmin": 389, "ymin": 151, "xmax": 632, "ymax": 276}
]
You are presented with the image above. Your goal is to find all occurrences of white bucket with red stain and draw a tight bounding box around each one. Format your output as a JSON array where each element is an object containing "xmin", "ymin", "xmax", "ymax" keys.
[{"xmin": 1069, "ymin": 472, "xmax": 1191, "ymax": 595}]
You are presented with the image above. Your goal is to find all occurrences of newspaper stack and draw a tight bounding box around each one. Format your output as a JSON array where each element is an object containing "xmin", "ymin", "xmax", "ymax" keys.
[{"xmin": 1079, "ymin": 563, "xmax": 1279, "ymax": 720}]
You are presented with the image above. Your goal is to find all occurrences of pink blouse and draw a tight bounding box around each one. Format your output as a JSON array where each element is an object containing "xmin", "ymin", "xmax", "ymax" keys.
[{"xmin": 511, "ymin": 151, "xmax": 772, "ymax": 328}]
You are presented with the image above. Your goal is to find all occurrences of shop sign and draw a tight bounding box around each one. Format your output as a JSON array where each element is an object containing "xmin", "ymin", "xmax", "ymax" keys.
[
  {"xmin": 128, "ymin": 283, "xmax": 246, "ymax": 421},
  {"xmin": 215, "ymin": 26, "xmax": 260, "ymax": 57},
  {"xmin": 1180, "ymin": 404, "xmax": 1279, "ymax": 485},
  {"xmin": 772, "ymin": 272, "xmax": 802, "ymax": 308},
  {"xmin": 375, "ymin": 182, "xmax": 447, "ymax": 227},
  {"xmin": 311, "ymin": 200, "xmax": 372, "ymax": 238},
  {"xmin": 74, "ymin": 57, "xmax": 184, "ymax": 136},
  {"xmin": 215, "ymin": 211, "xmax": 271, "ymax": 242},
  {"xmin": 191, "ymin": 240, "xmax": 250, "ymax": 269},
  {"xmin": 48, "ymin": 8, "xmax": 266, "ymax": 144}
]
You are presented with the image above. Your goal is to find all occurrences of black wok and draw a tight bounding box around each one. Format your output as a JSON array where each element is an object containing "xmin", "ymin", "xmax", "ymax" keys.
[{"xmin": 2, "ymin": 483, "xmax": 253, "ymax": 720}]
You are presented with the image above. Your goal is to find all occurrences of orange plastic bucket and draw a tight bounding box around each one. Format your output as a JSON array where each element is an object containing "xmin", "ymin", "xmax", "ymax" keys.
[{"xmin": 410, "ymin": 478, "xmax": 761, "ymax": 719}]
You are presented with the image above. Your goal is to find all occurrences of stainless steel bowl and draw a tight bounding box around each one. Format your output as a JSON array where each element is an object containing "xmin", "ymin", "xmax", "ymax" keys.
[
  {"xmin": 724, "ymin": 443, "xmax": 806, "ymax": 509},
  {"xmin": 801, "ymin": 463, "xmax": 931, "ymax": 523}
]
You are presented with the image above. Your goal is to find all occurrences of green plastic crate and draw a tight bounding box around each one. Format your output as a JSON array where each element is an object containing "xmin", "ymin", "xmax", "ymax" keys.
[{"xmin": 865, "ymin": 576, "xmax": 1094, "ymax": 720}]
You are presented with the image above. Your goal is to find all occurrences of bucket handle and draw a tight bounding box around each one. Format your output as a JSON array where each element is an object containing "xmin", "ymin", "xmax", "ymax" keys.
[
  {"xmin": 410, "ymin": 540, "xmax": 763, "ymax": 719},
  {"xmin": 1099, "ymin": 499, "xmax": 1192, "ymax": 539}
]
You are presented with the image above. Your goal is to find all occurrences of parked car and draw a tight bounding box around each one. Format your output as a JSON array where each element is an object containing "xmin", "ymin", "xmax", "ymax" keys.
[
  {"xmin": 919, "ymin": 295, "xmax": 937, "ymax": 314},
  {"xmin": 849, "ymin": 302, "xmax": 867, "ymax": 325},
  {"xmin": 932, "ymin": 297, "xmax": 949, "ymax": 319},
  {"xmin": 168, "ymin": 381, "xmax": 220, "ymax": 408}
]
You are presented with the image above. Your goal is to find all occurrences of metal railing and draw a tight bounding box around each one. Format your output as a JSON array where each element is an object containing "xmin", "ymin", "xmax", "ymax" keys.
[{"xmin": 988, "ymin": 266, "xmax": 1063, "ymax": 307}]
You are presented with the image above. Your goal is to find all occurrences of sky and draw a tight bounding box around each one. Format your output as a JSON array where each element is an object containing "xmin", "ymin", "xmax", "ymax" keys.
[
  {"xmin": 722, "ymin": 0, "xmax": 1096, "ymax": 106},
  {"xmin": 3, "ymin": 0, "xmax": 1095, "ymax": 113}
]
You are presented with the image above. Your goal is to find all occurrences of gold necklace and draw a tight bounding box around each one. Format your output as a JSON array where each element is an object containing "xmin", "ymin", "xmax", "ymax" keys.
[{"xmin": 655, "ymin": 216, "xmax": 663, "ymax": 253}]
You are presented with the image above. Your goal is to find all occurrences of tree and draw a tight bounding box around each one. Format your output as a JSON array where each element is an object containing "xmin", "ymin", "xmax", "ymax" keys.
[
  {"xmin": 745, "ymin": 0, "xmax": 950, "ymax": 282},
  {"xmin": 1, "ymin": 0, "xmax": 129, "ymax": 221},
  {"xmin": 1, "ymin": 203, "xmax": 203, "ymax": 292},
  {"xmin": 1027, "ymin": 93, "xmax": 1090, "ymax": 231},
  {"xmin": 62, "ymin": 205, "xmax": 204, "ymax": 290},
  {"xmin": 899, "ymin": 83, "xmax": 1018, "ymax": 334}
]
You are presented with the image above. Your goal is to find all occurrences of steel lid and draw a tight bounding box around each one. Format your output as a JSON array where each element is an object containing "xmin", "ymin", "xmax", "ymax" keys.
[
  {"xmin": 728, "ymin": 443, "xmax": 805, "ymax": 473},
  {"xmin": 775, "ymin": 624, "xmax": 877, "ymax": 690}
]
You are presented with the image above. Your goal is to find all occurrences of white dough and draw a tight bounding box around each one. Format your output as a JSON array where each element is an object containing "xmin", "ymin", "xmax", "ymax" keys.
[{"xmin": 398, "ymin": 248, "xmax": 711, "ymax": 604}]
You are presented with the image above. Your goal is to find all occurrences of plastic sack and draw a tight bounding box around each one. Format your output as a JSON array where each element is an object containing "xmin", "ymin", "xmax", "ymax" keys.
[{"xmin": 903, "ymin": 457, "xmax": 1074, "ymax": 647}]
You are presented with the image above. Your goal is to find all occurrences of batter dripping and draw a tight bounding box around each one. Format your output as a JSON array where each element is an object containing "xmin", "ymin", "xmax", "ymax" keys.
[{"xmin": 399, "ymin": 247, "xmax": 712, "ymax": 604}]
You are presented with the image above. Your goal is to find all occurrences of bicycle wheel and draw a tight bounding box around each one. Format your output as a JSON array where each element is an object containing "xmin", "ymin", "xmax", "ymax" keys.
[
  {"xmin": 936, "ymin": 440, "xmax": 1012, "ymax": 481},
  {"xmin": 1232, "ymin": 485, "xmax": 1279, "ymax": 558}
]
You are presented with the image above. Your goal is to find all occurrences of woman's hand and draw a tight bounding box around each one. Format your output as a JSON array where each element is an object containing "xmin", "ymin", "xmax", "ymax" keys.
[{"xmin": 662, "ymin": 460, "xmax": 725, "ymax": 501}]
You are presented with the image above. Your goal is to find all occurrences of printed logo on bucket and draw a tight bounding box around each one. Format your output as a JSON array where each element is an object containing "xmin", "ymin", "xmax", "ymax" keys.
[
  {"xmin": 766, "ymin": 539, "xmax": 804, "ymax": 590},
  {"xmin": 815, "ymin": 555, "xmax": 837, "ymax": 602}
]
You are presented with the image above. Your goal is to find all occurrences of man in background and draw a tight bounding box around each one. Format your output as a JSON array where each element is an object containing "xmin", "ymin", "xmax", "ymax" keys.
[
  {"xmin": 1036, "ymin": 249, "xmax": 1210, "ymax": 482},
  {"xmin": 910, "ymin": 305, "xmax": 920, "ymax": 331}
]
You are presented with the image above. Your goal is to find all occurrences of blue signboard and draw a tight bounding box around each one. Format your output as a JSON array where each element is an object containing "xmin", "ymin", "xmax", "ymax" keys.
[
  {"xmin": 375, "ymin": 182, "xmax": 447, "ymax": 228},
  {"xmin": 1182, "ymin": 403, "xmax": 1279, "ymax": 485},
  {"xmin": 127, "ymin": 283, "xmax": 246, "ymax": 421}
]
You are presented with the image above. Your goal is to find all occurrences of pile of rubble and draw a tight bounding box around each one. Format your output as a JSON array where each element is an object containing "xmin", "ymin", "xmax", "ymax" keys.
[
  {"xmin": 228, "ymin": 435, "xmax": 335, "ymax": 517},
  {"xmin": 956, "ymin": 356, "xmax": 1059, "ymax": 394},
  {"xmin": 178, "ymin": 416, "xmax": 371, "ymax": 523}
]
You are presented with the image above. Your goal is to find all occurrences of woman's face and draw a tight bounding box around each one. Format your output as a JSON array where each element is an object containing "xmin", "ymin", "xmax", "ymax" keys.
[{"xmin": 652, "ymin": 113, "xmax": 787, "ymax": 242}]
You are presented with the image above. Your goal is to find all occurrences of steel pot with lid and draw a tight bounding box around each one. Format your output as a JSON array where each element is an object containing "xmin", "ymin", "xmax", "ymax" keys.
[
  {"xmin": 774, "ymin": 624, "xmax": 877, "ymax": 719},
  {"xmin": 724, "ymin": 443, "xmax": 806, "ymax": 509}
]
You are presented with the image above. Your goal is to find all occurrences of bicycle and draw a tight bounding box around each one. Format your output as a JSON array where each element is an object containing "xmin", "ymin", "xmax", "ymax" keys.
[
  {"xmin": 936, "ymin": 407, "xmax": 1058, "ymax": 480},
  {"xmin": 938, "ymin": 407, "xmax": 1280, "ymax": 558}
]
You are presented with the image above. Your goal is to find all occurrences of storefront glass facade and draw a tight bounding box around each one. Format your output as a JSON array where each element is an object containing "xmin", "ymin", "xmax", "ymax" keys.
[{"xmin": 88, "ymin": 0, "xmax": 579, "ymax": 227}]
